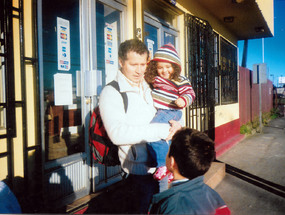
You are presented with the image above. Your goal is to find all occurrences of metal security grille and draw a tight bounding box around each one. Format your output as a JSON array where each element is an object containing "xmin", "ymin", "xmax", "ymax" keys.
[
  {"xmin": 185, "ymin": 14, "xmax": 216, "ymax": 140},
  {"xmin": 1, "ymin": 0, "xmax": 42, "ymax": 211},
  {"xmin": 0, "ymin": 0, "xmax": 16, "ymax": 139},
  {"xmin": 0, "ymin": 0, "xmax": 16, "ymax": 188},
  {"xmin": 220, "ymin": 38, "xmax": 238, "ymax": 104}
]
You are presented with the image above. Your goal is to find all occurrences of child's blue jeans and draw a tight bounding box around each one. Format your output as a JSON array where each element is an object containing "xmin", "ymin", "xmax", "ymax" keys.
[{"xmin": 147, "ymin": 109, "xmax": 182, "ymax": 167}]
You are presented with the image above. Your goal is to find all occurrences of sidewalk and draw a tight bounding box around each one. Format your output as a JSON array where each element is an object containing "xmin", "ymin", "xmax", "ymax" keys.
[{"xmin": 215, "ymin": 117, "xmax": 285, "ymax": 215}]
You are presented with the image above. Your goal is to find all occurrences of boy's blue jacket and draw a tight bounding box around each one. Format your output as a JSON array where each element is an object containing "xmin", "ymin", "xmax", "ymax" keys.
[{"xmin": 148, "ymin": 176, "xmax": 229, "ymax": 215}]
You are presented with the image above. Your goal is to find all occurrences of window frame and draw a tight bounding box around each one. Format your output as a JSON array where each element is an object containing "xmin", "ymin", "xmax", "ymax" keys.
[
  {"xmin": 220, "ymin": 37, "xmax": 238, "ymax": 105},
  {"xmin": 144, "ymin": 12, "xmax": 179, "ymax": 54}
]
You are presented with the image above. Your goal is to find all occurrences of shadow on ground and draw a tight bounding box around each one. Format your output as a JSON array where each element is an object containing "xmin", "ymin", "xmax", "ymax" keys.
[{"xmin": 84, "ymin": 180, "xmax": 138, "ymax": 214}]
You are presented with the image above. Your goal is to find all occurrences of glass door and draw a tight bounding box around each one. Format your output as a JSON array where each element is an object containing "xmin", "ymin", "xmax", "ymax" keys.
[
  {"xmin": 42, "ymin": 1, "xmax": 83, "ymax": 162},
  {"xmin": 39, "ymin": 0, "xmax": 127, "ymax": 207},
  {"xmin": 39, "ymin": 0, "xmax": 89, "ymax": 208}
]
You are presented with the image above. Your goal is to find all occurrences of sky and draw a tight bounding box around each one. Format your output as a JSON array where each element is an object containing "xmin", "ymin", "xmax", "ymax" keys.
[{"xmin": 238, "ymin": 0, "xmax": 285, "ymax": 87}]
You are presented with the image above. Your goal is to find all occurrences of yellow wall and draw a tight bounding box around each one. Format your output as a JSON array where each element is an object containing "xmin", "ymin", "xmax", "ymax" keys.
[
  {"xmin": 12, "ymin": 0, "xmax": 24, "ymax": 178},
  {"xmin": 24, "ymin": 0, "xmax": 37, "ymax": 148},
  {"xmin": 0, "ymin": 138, "xmax": 7, "ymax": 179},
  {"xmin": 135, "ymin": 0, "xmax": 143, "ymax": 40},
  {"xmin": 256, "ymin": 0, "xmax": 274, "ymax": 36},
  {"xmin": 176, "ymin": 0, "xmax": 238, "ymax": 45},
  {"xmin": 215, "ymin": 103, "xmax": 240, "ymax": 127},
  {"xmin": 177, "ymin": 14, "xmax": 185, "ymax": 76},
  {"xmin": 126, "ymin": 0, "xmax": 134, "ymax": 39},
  {"xmin": 0, "ymin": 157, "xmax": 8, "ymax": 179}
]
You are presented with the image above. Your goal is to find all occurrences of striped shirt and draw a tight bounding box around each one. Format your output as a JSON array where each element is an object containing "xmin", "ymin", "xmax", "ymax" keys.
[{"xmin": 152, "ymin": 75, "xmax": 195, "ymax": 110}]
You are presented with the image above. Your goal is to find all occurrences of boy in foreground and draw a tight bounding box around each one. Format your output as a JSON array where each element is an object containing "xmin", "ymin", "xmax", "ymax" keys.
[{"xmin": 148, "ymin": 128, "xmax": 231, "ymax": 215}]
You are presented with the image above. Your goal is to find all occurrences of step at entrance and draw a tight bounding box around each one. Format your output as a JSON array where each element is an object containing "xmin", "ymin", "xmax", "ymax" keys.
[{"xmin": 204, "ymin": 162, "xmax": 226, "ymax": 189}]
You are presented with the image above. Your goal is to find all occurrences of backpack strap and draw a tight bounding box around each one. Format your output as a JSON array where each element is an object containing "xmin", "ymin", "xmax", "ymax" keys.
[
  {"xmin": 102, "ymin": 81, "xmax": 127, "ymax": 178},
  {"xmin": 107, "ymin": 80, "xmax": 128, "ymax": 113}
]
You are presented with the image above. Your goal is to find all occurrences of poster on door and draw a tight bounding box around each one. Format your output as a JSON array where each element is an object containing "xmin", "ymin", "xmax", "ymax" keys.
[
  {"xmin": 104, "ymin": 22, "xmax": 118, "ymax": 84},
  {"xmin": 57, "ymin": 17, "xmax": 70, "ymax": 71}
]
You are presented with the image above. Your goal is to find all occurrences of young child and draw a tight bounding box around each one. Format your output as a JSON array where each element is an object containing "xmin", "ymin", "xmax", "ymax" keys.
[
  {"xmin": 148, "ymin": 128, "xmax": 231, "ymax": 215},
  {"xmin": 144, "ymin": 44, "xmax": 195, "ymax": 189}
]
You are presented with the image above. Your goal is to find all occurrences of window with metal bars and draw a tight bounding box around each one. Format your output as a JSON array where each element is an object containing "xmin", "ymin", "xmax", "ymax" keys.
[
  {"xmin": 185, "ymin": 14, "xmax": 215, "ymax": 140},
  {"xmin": 214, "ymin": 32, "xmax": 220, "ymax": 105},
  {"xmin": 0, "ymin": 3, "xmax": 5, "ymax": 131},
  {"xmin": 0, "ymin": 0, "xmax": 16, "ymax": 138},
  {"xmin": 220, "ymin": 37, "xmax": 238, "ymax": 104}
]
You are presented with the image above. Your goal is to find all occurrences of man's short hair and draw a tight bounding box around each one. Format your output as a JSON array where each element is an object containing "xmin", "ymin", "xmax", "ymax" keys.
[
  {"xmin": 169, "ymin": 128, "xmax": 216, "ymax": 179},
  {"xmin": 118, "ymin": 39, "xmax": 149, "ymax": 61}
]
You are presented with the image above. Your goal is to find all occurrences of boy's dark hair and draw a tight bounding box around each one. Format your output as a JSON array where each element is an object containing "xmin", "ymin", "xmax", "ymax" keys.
[
  {"xmin": 169, "ymin": 128, "xmax": 216, "ymax": 179},
  {"xmin": 118, "ymin": 39, "xmax": 149, "ymax": 61}
]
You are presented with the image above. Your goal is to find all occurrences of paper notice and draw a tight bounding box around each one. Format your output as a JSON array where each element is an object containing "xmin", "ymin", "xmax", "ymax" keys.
[{"xmin": 54, "ymin": 73, "xmax": 73, "ymax": 106}]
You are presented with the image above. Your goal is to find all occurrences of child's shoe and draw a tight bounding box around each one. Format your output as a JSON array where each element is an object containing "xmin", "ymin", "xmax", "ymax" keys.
[
  {"xmin": 153, "ymin": 166, "xmax": 168, "ymax": 180},
  {"xmin": 168, "ymin": 173, "xmax": 174, "ymax": 183}
]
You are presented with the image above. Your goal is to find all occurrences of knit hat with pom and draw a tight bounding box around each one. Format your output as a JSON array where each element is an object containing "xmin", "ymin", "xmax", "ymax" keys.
[{"xmin": 151, "ymin": 43, "xmax": 181, "ymax": 72}]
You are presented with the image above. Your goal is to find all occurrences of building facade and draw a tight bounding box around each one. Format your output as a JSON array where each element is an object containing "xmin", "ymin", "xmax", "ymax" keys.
[{"xmin": 0, "ymin": 0, "xmax": 274, "ymax": 212}]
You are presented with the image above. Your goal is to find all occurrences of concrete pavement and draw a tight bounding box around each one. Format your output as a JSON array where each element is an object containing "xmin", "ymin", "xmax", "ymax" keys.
[{"xmin": 215, "ymin": 116, "xmax": 285, "ymax": 215}]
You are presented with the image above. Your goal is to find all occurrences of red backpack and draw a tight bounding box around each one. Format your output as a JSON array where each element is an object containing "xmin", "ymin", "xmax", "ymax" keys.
[{"xmin": 89, "ymin": 81, "xmax": 128, "ymax": 166}]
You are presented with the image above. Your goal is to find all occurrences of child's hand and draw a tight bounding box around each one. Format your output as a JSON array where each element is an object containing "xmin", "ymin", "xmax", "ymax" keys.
[
  {"xmin": 175, "ymin": 98, "xmax": 185, "ymax": 108},
  {"xmin": 166, "ymin": 120, "xmax": 182, "ymax": 141}
]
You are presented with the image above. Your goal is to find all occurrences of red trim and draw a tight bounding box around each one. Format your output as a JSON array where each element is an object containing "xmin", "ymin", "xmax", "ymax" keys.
[
  {"xmin": 215, "ymin": 119, "xmax": 245, "ymax": 157},
  {"xmin": 215, "ymin": 119, "xmax": 240, "ymax": 146},
  {"xmin": 215, "ymin": 134, "xmax": 244, "ymax": 158},
  {"xmin": 74, "ymin": 206, "xmax": 88, "ymax": 214}
]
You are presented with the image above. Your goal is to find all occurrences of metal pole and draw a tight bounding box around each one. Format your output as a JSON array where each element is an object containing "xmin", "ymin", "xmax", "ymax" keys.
[
  {"xmin": 262, "ymin": 38, "xmax": 264, "ymax": 63},
  {"xmin": 257, "ymin": 65, "xmax": 263, "ymax": 133},
  {"xmin": 241, "ymin": 39, "xmax": 248, "ymax": 68}
]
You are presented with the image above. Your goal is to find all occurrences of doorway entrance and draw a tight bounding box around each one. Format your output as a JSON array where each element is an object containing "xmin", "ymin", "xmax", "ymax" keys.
[{"xmin": 38, "ymin": 0, "xmax": 126, "ymax": 208}]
